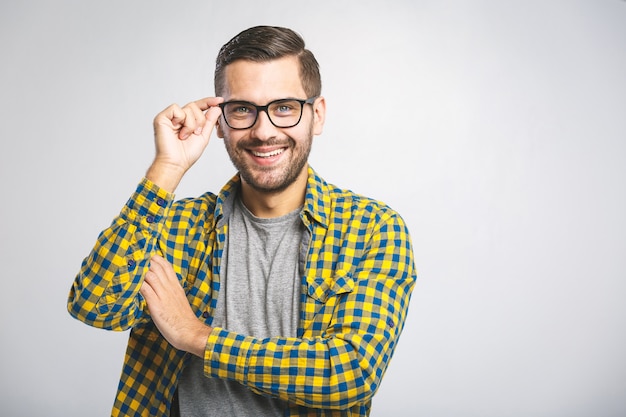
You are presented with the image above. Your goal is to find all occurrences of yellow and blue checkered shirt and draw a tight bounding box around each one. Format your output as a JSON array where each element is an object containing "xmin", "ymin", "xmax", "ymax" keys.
[{"xmin": 68, "ymin": 167, "xmax": 416, "ymax": 416}]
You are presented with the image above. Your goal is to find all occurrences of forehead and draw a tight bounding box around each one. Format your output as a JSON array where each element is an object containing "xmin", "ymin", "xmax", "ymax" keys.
[{"xmin": 222, "ymin": 56, "xmax": 306, "ymax": 102}]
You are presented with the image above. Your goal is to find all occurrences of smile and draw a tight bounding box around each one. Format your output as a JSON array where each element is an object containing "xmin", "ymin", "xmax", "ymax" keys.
[{"xmin": 251, "ymin": 148, "xmax": 285, "ymax": 158}]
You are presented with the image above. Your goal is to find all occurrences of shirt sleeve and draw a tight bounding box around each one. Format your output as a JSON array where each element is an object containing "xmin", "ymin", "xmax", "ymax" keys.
[
  {"xmin": 202, "ymin": 209, "xmax": 417, "ymax": 410},
  {"xmin": 67, "ymin": 178, "xmax": 174, "ymax": 331}
]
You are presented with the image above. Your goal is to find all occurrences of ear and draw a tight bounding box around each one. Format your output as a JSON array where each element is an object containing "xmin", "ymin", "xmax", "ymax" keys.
[
  {"xmin": 216, "ymin": 117, "xmax": 225, "ymax": 138},
  {"xmin": 312, "ymin": 96, "xmax": 326, "ymax": 136}
]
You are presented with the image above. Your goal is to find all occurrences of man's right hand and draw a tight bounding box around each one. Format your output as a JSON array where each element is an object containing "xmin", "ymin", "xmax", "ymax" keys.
[{"xmin": 146, "ymin": 97, "xmax": 224, "ymax": 193}]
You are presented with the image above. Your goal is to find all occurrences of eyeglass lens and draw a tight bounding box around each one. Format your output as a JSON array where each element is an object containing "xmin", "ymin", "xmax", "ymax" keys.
[{"xmin": 222, "ymin": 99, "xmax": 305, "ymax": 129}]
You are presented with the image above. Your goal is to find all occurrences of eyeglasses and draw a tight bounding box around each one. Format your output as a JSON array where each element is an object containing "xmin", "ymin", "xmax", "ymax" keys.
[{"xmin": 218, "ymin": 97, "xmax": 318, "ymax": 130}]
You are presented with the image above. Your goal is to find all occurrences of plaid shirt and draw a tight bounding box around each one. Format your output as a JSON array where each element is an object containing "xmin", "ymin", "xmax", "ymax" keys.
[{"xmin": 68, "ymin": 167, "xmax": 416, "ymax": 416}]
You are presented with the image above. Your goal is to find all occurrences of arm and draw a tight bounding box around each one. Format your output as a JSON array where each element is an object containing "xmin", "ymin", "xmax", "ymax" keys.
[
  {"xmin": 67, "ymin": 179, "xmax": 174, "ymax": 330},
  {"xmin": 207, "ymin": 211, "xmax": 417, "ymax": 409},
  {"xmin": 144, "ymin": 209, "xmax": 417, "ymax": 409},
  {"xmin": 67, "ymin": 98, "xmax": 223, "ymax": 330}
]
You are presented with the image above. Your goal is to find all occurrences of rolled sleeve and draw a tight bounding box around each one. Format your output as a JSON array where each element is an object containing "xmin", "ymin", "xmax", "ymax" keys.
[
  {"xmin": 67, "ymin": 178, "xmax": 174, "ymax": 330},
  {"xmin": 204, "ymin": 327, "xmax": 255, "ymax": 383}
]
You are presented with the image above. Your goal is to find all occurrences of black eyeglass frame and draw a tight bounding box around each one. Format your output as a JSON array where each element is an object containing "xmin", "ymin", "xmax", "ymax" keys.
[{"xmin": 218, "ymin": 96, "xmax": 318, "ymax": 130}]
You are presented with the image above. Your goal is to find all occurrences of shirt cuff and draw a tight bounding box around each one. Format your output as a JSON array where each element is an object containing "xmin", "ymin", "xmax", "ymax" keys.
[
  {"xmin": 120, "ymin": 177, "xmax": 174, "ymax": 232},
  {"xmin": 204, "ymin": 327, "xmax": 256, "ymax": 385}
]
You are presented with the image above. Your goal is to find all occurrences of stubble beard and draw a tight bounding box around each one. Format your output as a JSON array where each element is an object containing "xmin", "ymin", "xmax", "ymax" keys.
[{"xmin": 224, "ymin": 125, "xmax": 314, "ymax": 193}]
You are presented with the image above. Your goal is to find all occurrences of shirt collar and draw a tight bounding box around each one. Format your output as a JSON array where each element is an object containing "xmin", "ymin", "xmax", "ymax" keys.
[
  {"xmin": 302, "ymin": 166, "xmax": 330, "ymax": 229},
  {"xmin": 213, "ymin": 166, "xmax": 331, "ymax": 229}
]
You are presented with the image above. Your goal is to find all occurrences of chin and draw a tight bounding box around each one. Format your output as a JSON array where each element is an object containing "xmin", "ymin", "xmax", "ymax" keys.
[{"xmin": 243, "ymin": 164, "xmax": 307, "ymax": 194}]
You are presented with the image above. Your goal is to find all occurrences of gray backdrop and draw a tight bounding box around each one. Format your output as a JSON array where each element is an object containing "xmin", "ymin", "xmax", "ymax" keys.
[{"xmin": 1, "ymin": 1, "xmax": 625, "ymax": 416}]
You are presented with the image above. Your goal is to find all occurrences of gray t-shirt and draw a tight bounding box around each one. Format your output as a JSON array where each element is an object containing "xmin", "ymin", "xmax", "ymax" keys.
[{"xmin": 176, "ymin": 196, "xmax": 304, "ymax": 416}]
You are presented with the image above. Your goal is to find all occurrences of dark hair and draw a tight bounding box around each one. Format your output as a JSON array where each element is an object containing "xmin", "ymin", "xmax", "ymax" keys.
[{"xmin": 214, "ymin": 26, "xmax": 321, "ymax": 98}]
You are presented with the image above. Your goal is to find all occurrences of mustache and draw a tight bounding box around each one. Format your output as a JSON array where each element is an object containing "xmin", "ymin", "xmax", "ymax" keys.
[{"xmin": 237, "ymin": 137, "xmax": 293, "ymax": 148}]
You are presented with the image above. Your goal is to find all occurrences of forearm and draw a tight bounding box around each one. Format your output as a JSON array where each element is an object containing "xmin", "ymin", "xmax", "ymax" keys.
[
  {"xmin": 67, "ymin": 178, "xmax": 174, "ymax": 330},
  {"xmin": 199, "ymin": 212, "xmax": 417, "ymax": 409},
  {"xmin": 201, "ymin": 283, "xmax": 410, "ymax": 410},
  {"xmin": 203, "ymin": 328, "xmax": 382, "ymax": 409}
]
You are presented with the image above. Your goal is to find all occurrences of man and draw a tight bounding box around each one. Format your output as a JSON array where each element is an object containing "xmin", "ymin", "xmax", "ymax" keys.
[{"xmin": 68, "ymin": 26, "xmax": 416, "ymax": 416}]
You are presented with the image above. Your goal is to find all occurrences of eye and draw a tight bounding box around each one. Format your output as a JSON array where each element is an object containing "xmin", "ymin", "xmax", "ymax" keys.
[
  {"xmin": 271, "ymin": 100, "xmax": 299, "ymax": 117},
  {"xmin": 225, "ymin": 102, "xmax": 255, "ymax": 119},
  {"xmin": 232, "ymin": 105, "xmax": 253, "ymax": 114},
  {"xmin": 276, "ymin": 104, "xmax": 294, "ymax": 113}
]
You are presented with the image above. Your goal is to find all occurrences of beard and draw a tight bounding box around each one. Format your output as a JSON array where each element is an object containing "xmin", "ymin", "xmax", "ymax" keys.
[{"xmin": 223, "ymin": 123, "xmax": 314, "ymax": 193}]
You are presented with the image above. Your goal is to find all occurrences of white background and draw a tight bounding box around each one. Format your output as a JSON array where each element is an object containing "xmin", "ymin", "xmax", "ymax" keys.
[{"xmin": 1, "ymin": 1, "xmax": 625, "ymax": 416}]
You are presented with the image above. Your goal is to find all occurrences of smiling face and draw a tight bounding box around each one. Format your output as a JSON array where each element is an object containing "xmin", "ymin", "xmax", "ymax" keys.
[{"xmin": 217, "ymin": 56, "xmax": 325, "ymax": 196}]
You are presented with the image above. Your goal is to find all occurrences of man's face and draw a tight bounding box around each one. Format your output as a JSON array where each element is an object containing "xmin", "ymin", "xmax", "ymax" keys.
[{"xmin": 217, "ymin": 56, "xmax": 325, "ymax": 193}]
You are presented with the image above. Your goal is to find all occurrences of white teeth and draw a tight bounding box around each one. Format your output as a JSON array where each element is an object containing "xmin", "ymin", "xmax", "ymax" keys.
[{"xmin": 252, "ymin": 148, "xmax": 284, "ymax": 158}]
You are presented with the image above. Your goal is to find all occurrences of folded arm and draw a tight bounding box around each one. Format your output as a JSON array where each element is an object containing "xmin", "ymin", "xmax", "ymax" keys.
[{"xmin": 142, "ymin": 209, "xmax": 417, "ymax": 410}]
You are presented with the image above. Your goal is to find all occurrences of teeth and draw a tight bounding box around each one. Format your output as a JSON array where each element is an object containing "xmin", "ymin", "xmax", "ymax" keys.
[{"xmin": 252, "ymin": 148, "xmax": 284, "ymax": 158}]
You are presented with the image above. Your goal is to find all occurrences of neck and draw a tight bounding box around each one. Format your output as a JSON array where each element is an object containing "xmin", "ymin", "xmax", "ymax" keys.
[{"xmin": 239, "ymin": 168, "xmax": 308, "ymax": 218}]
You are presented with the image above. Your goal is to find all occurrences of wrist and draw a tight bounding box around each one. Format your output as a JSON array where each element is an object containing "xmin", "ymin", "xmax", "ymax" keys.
[
  {"xmin": 186, "ymin": 322, "xmax": 213, "ymax": 358},
  {"xmin": 145, "ymin": 160, "xmax": 186, "ymax": 193}
]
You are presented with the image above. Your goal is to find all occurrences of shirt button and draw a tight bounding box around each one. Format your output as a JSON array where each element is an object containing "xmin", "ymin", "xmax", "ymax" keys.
[
  {"xmin": 202, "ymin": 311, "xmax": 209, "ymax": 319},
  {"xmin": 146, "ymin": 215, "xmax": 155, "ymax": 223},
  {"xmin": 156, "ymin": 197, "xmax": 166, "ymax": 207},
  {"xmin": 127, "ymin": 259, "xmax": 136, "ymax": 270}
]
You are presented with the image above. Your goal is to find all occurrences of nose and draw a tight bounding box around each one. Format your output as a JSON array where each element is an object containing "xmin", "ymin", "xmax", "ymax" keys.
[{"xmin": 250, "ymin": 109, "xmax": 277, "ymax": 141}]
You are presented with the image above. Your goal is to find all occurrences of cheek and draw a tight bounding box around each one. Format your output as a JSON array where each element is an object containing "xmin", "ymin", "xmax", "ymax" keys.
[
  {"xmin": 221, "ymin": 132, "xmax": 246, "ymax": 153},
  {"xmin": 302, "ymin": 118, "xmax": 317, "ymax": 139}
]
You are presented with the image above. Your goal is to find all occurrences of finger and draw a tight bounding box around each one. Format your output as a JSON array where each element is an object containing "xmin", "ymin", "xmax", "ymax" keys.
[
  {"xmin": 154, "ymin": 104, "xmax": 186, "ymax": 131},
  {"xmin": 150, "ymin": 254, "xmax": 166, "ymax": 266},
  {"xmin": 150, "ymin": 254, "xmax": 171, "ymax": 272},
  {"xmin": 142, "ymin": 270, "xmax": 163, "ymax": 295},
  {"xmin": 178, "ymin": 105, "xmax": 203, "ymax": 140},
  {"xmin": 168, "ymin": 105, "xmax": 187, "ymax": 129},
  {"xmin": 189, "ymin": 103, "xmax": 208, "ymax": 136},
  {"xmin": 179, "ymin": 98, "xmax": 224, "ymax": 139},
  {"xmin": 200, "ymin": 106, "xmax": 223, "ymax": 141},
  {"xmin": 193, "ymin": 96, "xmax": 224, "ymax": 112},
  {"xmin": 150, "ymin": 255, "xmax": 180, "ymax": 286},
  {"xmin": 148, "ymin": 256, "xmax": 168, "ymax": 281},
  {"xmin": 139, "ymin": 276, "xmax": 157, "ymax": 303}
]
